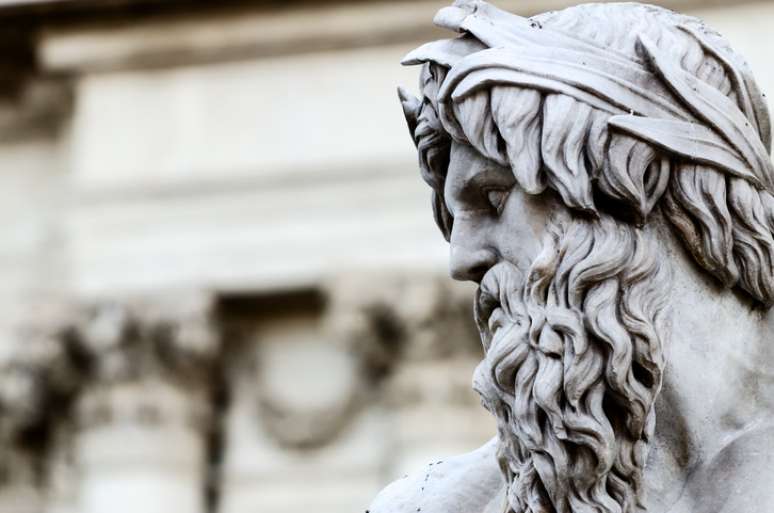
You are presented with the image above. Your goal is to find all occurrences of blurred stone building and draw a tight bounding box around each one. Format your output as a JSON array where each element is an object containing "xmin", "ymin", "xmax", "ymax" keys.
[{"xmin": 0, "ymin": 0, "xmax": 773, "ymax": 512}]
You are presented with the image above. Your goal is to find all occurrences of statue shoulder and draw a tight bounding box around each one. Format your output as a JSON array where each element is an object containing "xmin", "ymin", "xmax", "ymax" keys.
[
  {"xmin": 687, "ymin": 423, "xmax": 774, "ymax": 513},
  {"xmin": 368, "ymin": 438, "xmax": 505, "ymax": 513}
]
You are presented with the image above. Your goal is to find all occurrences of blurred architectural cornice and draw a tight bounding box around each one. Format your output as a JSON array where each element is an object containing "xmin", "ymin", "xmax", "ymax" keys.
[
  {"xmin": 0, "ymin": 0, "xmax": 763, "ymax": 140},
  {"xmin": 24, "ymin": 0, "xmax": 773, "ymax": 73}
]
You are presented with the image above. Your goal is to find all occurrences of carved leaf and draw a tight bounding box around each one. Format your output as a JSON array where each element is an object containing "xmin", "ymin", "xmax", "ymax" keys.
[
  {"xmin": 638, "ymin": 35, "xmax": 774, "ymax": 191},
  {"xmin": 608, "ymin": 115, "xmax": 758, "ymax": 184},
  {"xmin": 441, "ymin": 48, "xmax": 687, "ymax": 121},
  {"xmin": 678, "ymin": 24, "xmax": 772, "ymax": 150}
]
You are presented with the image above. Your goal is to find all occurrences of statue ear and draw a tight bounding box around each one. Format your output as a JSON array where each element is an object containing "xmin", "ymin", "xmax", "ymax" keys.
[{"xmin": 397, "ymin": 86, "xmax": 421, "ymax": 141}]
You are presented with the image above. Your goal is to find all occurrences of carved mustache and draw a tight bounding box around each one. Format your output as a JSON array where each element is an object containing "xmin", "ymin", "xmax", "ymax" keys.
[{"xmin": 475, "ymin": 261, "xmax": 524, "ymax": 351}]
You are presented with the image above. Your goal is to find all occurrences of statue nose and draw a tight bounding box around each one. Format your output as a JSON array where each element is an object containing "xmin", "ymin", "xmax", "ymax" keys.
[{"xmin": 449, "ymin": 245, "xmax": 497, "ymax": 283}]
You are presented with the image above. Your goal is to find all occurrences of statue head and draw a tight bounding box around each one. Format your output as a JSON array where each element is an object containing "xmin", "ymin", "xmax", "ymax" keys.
[{"xmin": 398, "ymin": 2, "xmax": 774, "ymax": 512}]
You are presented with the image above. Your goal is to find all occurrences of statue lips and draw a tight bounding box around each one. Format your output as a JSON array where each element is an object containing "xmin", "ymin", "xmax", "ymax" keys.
[
  {"xmin": 475, "ymin": 261, "xmax": 523, "ymax": 352},
  {"xmin": 474, "ymin": 274, "xmax": 500, "ymax": 352}
]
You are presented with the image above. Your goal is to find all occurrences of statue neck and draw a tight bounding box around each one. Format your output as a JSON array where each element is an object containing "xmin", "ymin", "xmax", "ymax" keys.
[
  {"xmin": 643, "ymin": 219, "xmax": 774, "ymax": 511},
  {"xmin": 662, "ymin": 219, "xmax": 774, "ymax": 452}
]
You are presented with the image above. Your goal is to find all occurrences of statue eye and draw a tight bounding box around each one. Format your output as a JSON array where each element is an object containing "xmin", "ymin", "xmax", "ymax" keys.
[{"xmin": 484, "ymin": 188, "xmax": 509, "ymax": 214}]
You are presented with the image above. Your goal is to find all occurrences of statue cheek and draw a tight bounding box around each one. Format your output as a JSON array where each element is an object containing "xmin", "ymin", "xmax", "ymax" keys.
[{"xmin": 494, "ymin": 190, "xmax": 552, "ymax": 268}]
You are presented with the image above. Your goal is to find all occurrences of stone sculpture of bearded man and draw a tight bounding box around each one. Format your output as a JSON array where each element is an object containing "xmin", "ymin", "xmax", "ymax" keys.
[{"xmin": 371, "ymin": 2, "xmax": 774, "ymax": 513}]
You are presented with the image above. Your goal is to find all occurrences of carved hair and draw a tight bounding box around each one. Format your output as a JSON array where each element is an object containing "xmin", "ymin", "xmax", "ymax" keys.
[
  {"xmin": 473, "ymin": 214, "xmax": 669, "ymax": 513},
  {"xmin": 399, "ymin": 1, "xmax": 774, "ymax": 304}
]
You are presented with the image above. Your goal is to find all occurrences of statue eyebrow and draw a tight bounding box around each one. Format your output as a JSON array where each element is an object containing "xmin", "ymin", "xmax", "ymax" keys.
[
  {"xmin": 446, "ymin": 164, "xmax": 514, "ymax": 214},
  {"xmin": 462, "ymin": 165, "xmax": 515, "ymax": 191}
]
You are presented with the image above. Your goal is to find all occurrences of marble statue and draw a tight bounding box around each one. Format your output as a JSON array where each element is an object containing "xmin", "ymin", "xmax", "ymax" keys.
[{"xmin": 372, "ymin": 1, "xmax": 774, "ymax": 512}]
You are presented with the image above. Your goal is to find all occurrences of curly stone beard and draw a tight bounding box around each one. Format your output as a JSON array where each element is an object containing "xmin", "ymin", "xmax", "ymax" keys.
[{"xmin": 473, "ymin": 214, "xmax": 670, "ymax": 513}]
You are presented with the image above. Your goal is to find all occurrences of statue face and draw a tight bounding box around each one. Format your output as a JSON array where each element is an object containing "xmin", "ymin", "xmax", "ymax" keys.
[
  {"xmin": 444, "ymin": 137, "xmax": 671, "ymax": 513},
  {"xmin": 445, "ymin": 141, "xmax": 555, "ymax": 284}
]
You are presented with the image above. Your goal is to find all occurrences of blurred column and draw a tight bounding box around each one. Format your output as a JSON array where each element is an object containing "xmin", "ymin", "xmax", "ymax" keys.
[
  {"xmin": 0, "ymin": 445, "xmax": 41, "ymax": 513},
  {"xmin": 43, "ymin": 422, "xmax": 77, "ymax": 513},
  {"xmin": 69, "ymin": 293, "xmax": 218, "ymax": 513},
  {"xmin": 0, "ymin": 320, "xmax": 71, "ymax": 513},
  {"xmin": 0, "ymin": 387, "xmax": 40, "ymax": 513}
]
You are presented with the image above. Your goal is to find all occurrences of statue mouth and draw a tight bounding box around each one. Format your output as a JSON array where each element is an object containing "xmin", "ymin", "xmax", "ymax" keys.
[
  {"xmin": 474, "ymin": 262, "xmax": 522, "ymax": 352},
  {"xmin": 474, "ymin": 286, "xmax": 501, "ymax": 352}
]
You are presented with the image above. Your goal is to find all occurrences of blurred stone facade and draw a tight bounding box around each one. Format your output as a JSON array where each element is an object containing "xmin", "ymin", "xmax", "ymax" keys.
[{"xmin": 0, "ymin": 0, "xmax": 773, "ymax": 512}]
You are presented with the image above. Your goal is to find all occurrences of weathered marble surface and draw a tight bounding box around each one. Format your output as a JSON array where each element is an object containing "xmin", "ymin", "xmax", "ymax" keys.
[{"xmin": 377, "ymin": 1, "xmax": 774, "ymax": 512}]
